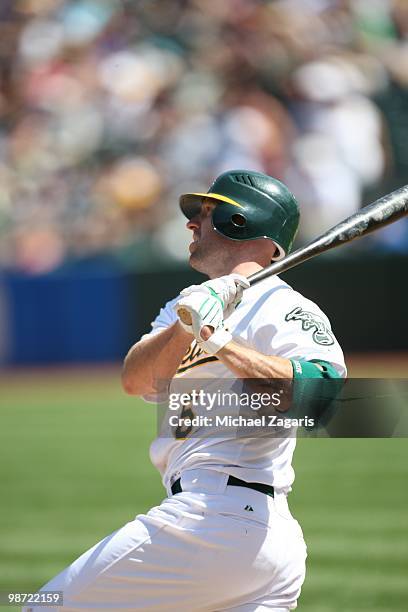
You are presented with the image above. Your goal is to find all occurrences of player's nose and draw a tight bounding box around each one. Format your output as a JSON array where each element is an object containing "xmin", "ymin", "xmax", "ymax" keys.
[{"xmin": 186, "ymin": 216, "xmax": 200, "ymax": 231}]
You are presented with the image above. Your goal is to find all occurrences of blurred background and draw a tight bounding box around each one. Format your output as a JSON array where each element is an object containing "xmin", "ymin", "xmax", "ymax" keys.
[
  {"xmin": 0, "ymin": 1, "xmax": 407, "ymax": 611},
  {"xmin": 0, "ymin": 0, "xmax": 407, "ymax": 363}
]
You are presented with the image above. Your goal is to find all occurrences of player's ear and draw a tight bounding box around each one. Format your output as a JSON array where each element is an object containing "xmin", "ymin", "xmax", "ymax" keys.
[{"xmin": 271, "ymin": 245, "xmax": 280, "ymax": 260}]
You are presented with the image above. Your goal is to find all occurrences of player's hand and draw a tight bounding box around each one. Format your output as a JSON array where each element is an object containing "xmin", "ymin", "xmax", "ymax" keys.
[
  {"xmin": 180, "ymin": 274, "xmax": 250, "ymax": 318},
  {"xmin": 175, "ymin": 289, "xmax": 224, "ymax": 335},
  {"xmin": 174, "ymin": 290, "xmax": 232, "ymax": 354}
]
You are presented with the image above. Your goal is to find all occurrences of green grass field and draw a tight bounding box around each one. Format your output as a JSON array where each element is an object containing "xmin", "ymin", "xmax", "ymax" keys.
[{"xmin": 1, "ymin": 358, "xmax": 407, "ymax": 611}]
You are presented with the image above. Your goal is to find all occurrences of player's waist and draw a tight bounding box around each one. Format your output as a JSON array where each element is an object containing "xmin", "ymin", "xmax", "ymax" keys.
[
  {"xmin": 166, "ymin": 468, "xmax": 293, "ymax": 520},
  {"xmin": 171, "ymin": 473, "xmax": 274, "ymax": 498},
  {"xmin": 168, "ymin": 468, "xmax": 275, "ymax": 498}
]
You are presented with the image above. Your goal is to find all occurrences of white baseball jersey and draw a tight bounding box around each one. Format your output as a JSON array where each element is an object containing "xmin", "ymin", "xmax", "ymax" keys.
[{"xmin": 144, "ymin": 275, "xmax": 346, "ymax": 495}]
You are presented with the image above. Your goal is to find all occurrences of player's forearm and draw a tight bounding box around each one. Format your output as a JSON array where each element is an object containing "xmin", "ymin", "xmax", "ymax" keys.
[
  {"xmin": 122, "ymin": 322, "xmax": 192, "ymax": 396},
  {"xmin": 217, "ymin": 341, "xmax": 293, "ymax": 380}
]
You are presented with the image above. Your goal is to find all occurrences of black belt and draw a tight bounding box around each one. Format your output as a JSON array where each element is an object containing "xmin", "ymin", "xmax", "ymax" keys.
[{"xmin": 171, "ymin": 475, "xmax": 274, "ymax": 498}]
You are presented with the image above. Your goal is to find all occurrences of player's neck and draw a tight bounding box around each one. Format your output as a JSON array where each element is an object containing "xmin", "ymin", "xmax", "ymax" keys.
[
  {"xmin": 231, "ymin": 262, "xmax": 264, "ymax": 277},
  {"xmin": 208, "ymin": 261, "xmax": 264, "ymax": 279}
]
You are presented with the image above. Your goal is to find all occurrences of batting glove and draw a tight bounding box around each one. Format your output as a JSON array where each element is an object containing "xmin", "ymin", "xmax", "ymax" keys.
[
  {"xmin": 174, "ymin": 288, "xmax": 224, "ymax": 336},
  {"xmin": 180, "ymin": 273, "xmax": 250, "ymax": 318},
  {"xmin": 174, "ymin": 290, "xmax": 232, "ymax": 354}
]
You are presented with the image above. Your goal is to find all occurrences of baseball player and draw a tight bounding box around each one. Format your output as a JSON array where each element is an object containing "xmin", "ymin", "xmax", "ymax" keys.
[{"xmin": 26, "ymin": 170, "xmax": 346, "ymax": 611}]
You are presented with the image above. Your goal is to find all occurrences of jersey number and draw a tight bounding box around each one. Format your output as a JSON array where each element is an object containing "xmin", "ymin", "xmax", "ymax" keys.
[{"xmin": 174, "ymin": 403, "xmax": 195, "ymax": 439}]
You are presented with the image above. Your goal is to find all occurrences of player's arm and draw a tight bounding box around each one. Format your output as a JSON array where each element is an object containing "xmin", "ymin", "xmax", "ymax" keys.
[
  {"xmin": 217, "ymin": 340, "xmax": 293, "ymax": 380},
  {"xmin": 216, "ymin": 342, "xmax": 343, "ymax": 419},
  {"xmin": 122, "ymin": 322, "xmax": 192, "ymax": 396}
]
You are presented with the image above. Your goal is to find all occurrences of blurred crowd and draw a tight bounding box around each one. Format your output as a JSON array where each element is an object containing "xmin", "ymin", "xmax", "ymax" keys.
[{"xmin": 0, "ymin": 0, "xmax": 407, "ymax": 274}]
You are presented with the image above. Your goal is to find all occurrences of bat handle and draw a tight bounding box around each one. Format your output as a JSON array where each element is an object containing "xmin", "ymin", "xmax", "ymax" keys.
[{"xmin": 177, "ymin": 307, "xmax": 193, "ymax": 326}]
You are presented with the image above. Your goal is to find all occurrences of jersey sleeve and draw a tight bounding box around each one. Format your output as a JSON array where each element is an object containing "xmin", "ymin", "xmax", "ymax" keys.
[
  {"xmin": 140, "ymin": 295, "xmax": 180, "ymax": 341},
  {"xmin": 247, "ymin": 288, "xmax": 347, "ymax": 377}
]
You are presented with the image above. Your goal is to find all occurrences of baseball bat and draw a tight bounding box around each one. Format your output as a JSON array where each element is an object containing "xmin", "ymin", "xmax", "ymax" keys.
[{"xmin": 177, "ymin": 184, "xmax": 408, "ymax": 324}]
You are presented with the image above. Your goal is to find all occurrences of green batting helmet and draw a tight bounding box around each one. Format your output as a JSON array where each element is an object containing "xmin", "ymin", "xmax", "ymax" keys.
[{"xmin": 179, "ymin": 170, "xmax": 299, "ymax": 260}]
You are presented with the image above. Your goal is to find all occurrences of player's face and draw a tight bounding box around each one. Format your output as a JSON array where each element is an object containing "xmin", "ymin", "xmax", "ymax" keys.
[{"xmin": 186, "ymin": 199, "xmax": 230, "ymax": 276}]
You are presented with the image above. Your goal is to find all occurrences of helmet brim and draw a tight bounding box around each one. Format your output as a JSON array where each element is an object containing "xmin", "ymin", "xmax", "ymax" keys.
[{"xmin": 179, "ymin": 192, "xmax": 244, "ymax": 220}]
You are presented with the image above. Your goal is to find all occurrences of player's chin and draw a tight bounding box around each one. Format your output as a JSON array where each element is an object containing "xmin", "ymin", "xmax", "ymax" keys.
[
  {"xmin": 189, "ymin": 243, "xmax": 197, "ymax": 254},
  {"xmin": 188, "ymin": 252, "xmax": 198, "ymax": 268},
  {"xmin": 189, "ymin": 241, "xmax": 201, "ymax": 258}
]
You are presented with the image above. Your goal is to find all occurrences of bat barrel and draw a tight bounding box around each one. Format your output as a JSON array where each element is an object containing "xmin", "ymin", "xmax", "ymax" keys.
[{"xmin": 249, "ymin": 184, "xmax": 408, "ymax": 286}]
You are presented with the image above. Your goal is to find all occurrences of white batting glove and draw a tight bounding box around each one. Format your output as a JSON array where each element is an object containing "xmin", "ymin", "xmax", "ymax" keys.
[
  {"xmin": 174, "ymin": 289, "xmax": 224, "ymax": 336},
  {"xmin": 174, "ymin": 290, "xmax": 233, "ymax": 354},
  {"xmin": 180, "ymin": 274, "xmax": 250, "ymax": 318}
]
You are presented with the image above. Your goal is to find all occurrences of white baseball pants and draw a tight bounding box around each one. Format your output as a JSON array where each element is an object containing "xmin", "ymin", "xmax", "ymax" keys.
[{"xmin": 23, "ymin": 469, "xmax": 307, "ymax": 611}]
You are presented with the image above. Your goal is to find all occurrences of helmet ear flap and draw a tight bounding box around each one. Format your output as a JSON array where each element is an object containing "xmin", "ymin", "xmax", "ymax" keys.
[
  {"xmin": 231, "ymin": 213, "xmax": 247, "ymax": 228},
  {"xmin": 212, "ymin": 204, "xmax": 250, "ymax": 239}
]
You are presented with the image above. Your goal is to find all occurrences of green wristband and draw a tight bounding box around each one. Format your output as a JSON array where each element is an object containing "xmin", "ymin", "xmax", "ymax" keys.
[
  {"xmin": 289, "ymin": 359, "xmax": 344, "ymax": 430},
  {"xmin": 290, "ymin": 359, "xmax": 340, "ymax": 380}
]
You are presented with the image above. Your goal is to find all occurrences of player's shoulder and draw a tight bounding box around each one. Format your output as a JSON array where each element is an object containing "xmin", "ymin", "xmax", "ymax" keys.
[
  {"xmin": 246, "ymin": 275, "xmax": 320, "ymax": 310},
  {"xmin": 243, "ymin": 276, "xmax": 345, "ymax": 372},
  {"xmin": 244, "ymin": 274, "xmax": 292, "ymax": 304},
  {"xmin": 253, "ymin": 276, "xmax": 328, "ymax": 312},
  {"xmin": 281, "ymin": 287, "xmax": 332, "ymax": 325},
  {"xmin": 245, "ymin": 275, "xmax": 333, "ymax": 327}
]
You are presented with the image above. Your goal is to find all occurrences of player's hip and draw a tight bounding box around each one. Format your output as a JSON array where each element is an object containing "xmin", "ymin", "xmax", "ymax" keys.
[
  {"xmin": 144, "ymin": 468, "xmax": 306, "ymax": 556},
  {"xmin": 158, "ymin": 468, "xmax": 299, "ymax": 526}
]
